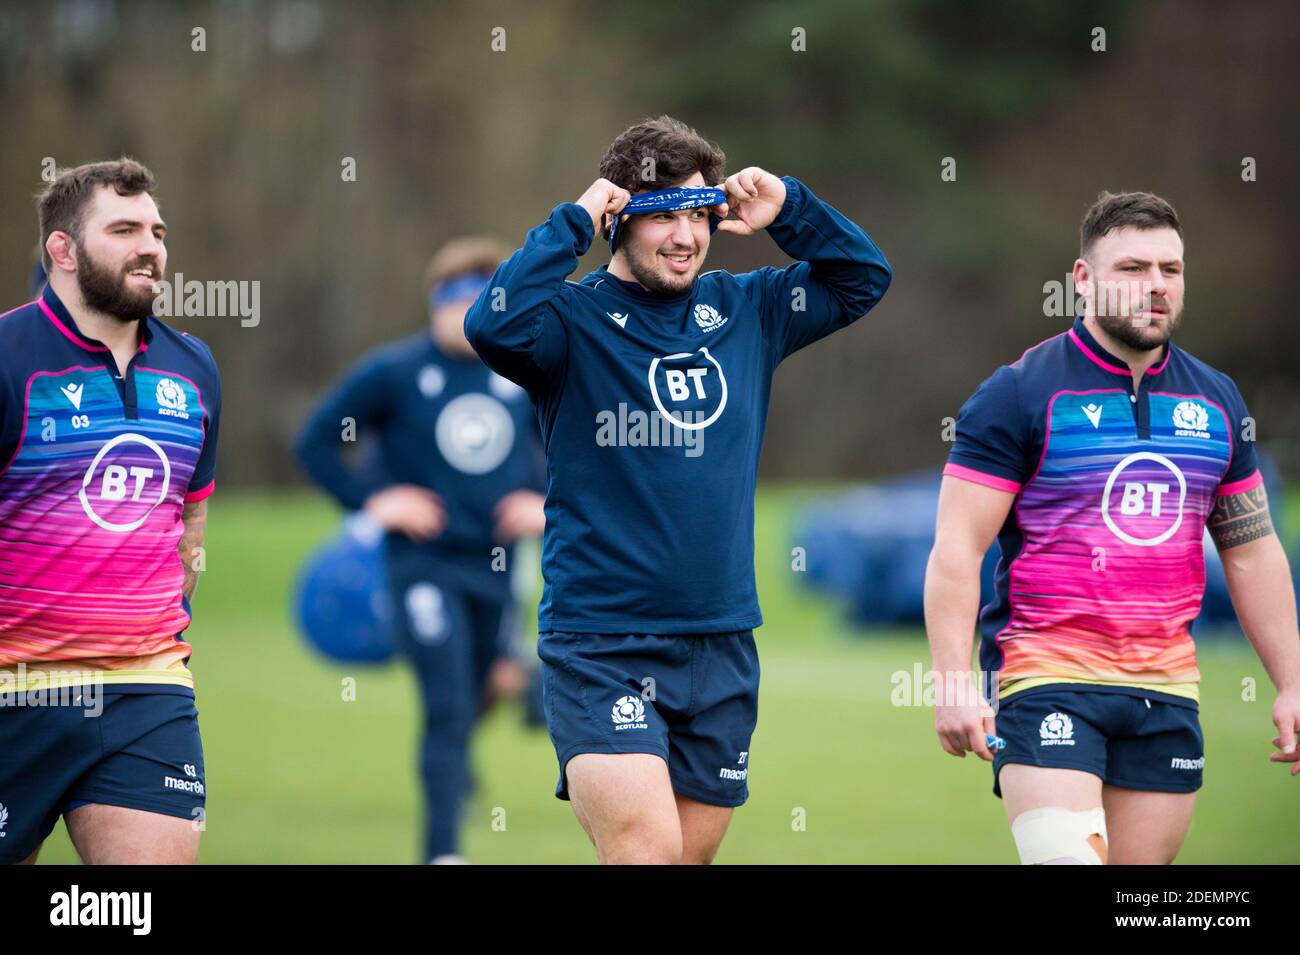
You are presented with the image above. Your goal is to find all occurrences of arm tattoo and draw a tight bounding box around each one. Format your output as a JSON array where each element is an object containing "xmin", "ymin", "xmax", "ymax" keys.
[
  {"xmin": 179, "ymin": 500, "xmax": 209, "ymax": 600},
  {"xmin": 1207, "ymin": 484, "xmax": 1273, "ymax": 551}
]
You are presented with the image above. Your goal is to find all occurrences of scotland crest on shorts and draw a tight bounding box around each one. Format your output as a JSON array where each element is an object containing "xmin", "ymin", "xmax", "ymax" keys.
[
  {"xmin": 1039, "ymin": 712, "xmax": 1075, "ymax": 746},
  {"xmin": 611, "ymin": 695, "xmax": 648, "ymax": 730}
]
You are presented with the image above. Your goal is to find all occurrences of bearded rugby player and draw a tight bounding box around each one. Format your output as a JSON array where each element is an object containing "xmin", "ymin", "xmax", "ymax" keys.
[
  {"xmin": 0, "ymin": 159, "xmax": 220, "ymax": 864},
  {"xmin": 925, "ymin": 191, "xmax": 1300, "ymax": 864}
]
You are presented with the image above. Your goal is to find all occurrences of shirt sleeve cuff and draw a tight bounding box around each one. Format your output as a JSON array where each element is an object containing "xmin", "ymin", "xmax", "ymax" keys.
[
  {"xmin": 555, "ymin": 203, "xmax": 596, "ymax": 255},
  {"xmin": 943, "ymin": 462, "xmax": 1021, "ymax": 494},
  {"xmin": 184, "ymin": 480, "xmax": 215, "ymax": 503},
  {"xmin": 771, "ymin": 176, "xmax": 804, "ymax": 228},
  {"xmin": 1216, "ymin": 469, "xmax": 1263, "ymax": 497}
]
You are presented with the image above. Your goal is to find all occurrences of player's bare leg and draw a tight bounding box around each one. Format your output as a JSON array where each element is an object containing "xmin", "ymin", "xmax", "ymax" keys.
[
  {"xmin": 565, "ymin": 753, "xmax": 681, "ymax": 864},
  {"xmin": 569, "ymin": 791, "xmax": 598, "ymax": 847},
  {"xmin": 65, "ymin": 803, "xmax": 200, "ymax": 865},
  {"xmin": 1102, "ymin": 786, "xmax": 1195, "ymax": 864},
  {"xmin": 999, "ymin": 764, "xmax": 1106, "ymax": 864},
  {"xmin": 675, "ymin": 794, "xmax": 732, "ymax": 864}
]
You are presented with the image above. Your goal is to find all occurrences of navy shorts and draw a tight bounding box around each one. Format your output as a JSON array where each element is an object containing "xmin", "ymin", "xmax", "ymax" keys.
[
  {"xmin": 992, "ymin": 685, "xmax": 1204, "ymax": 797},
  {"xmin": 537, "ymin": 630, "xmax": 759, "ymax": 808},
  {"xmin": 0, "ymin": 690, "xmax": 205, "ymax": 863}
]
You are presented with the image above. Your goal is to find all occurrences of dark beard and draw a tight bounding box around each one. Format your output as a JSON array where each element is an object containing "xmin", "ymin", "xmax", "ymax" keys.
[
  {"xmin": 627, "ymin": 249, "xmax": 696, "ymax": 295},
  {"xmin": 76, "ymin": 240, "xmax": 158, "ymax": 323},
  {"xmin": 1094, "ymin": 307, "xmax": 1181, "ymax": 352}
]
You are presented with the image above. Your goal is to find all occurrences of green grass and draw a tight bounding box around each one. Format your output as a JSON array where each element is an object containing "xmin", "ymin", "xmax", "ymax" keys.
[{"xmin": 35, "ymin": 486, "xmax": 1300, "ymax": 863}]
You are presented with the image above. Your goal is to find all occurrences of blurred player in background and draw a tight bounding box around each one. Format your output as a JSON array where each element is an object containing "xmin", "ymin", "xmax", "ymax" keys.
[
  {"xmin": 295, "ymin": 237, "xmax": 545, "ymax": 864},
  {"xmin": 466, "ymin": 116, "xmax": 892, "ymax": 864},
  {"xmin": 925, "ymin": 191, "xmax": 1300, "ymax": 864},
  {"xmin": 0, "ymin": 159, "xmax": 221, "ymax": 864}
]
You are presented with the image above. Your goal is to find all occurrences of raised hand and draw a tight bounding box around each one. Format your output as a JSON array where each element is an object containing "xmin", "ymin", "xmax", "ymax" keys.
[
  {"xmin": 576, "ymin": 178, "xmax": 633, "ymax": 238},
  {"xmin": 715, "ymin": 167, "xmax": 787, "ymax": 236}
]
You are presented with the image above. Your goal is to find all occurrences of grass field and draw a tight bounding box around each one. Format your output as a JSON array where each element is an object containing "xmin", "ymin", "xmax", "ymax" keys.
[{"xmin": 36, "ymin": 486, "xmax": 1300, "ymax": 864}]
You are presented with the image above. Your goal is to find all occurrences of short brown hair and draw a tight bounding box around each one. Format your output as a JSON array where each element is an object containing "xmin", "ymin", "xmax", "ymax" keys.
[
  {"xmin": 1080, "ymin": 190, "xmax": 1181, "ymax": 258},
  {"xmin": 422, "ymin": 235, "xmax": 514, "ymax": 301},
  {"xmin": 37, "ymin": 158, "xmax": 158, "ymax": 269},
  {"xmin": 598, "ymin": 115, "xmax": 726, "ymax": 195}
]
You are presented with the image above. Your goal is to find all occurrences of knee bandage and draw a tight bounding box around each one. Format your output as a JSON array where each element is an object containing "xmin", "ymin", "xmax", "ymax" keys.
[{"xmin": 1011, "ymin": 807, "xmax": 1107, "ymax": 865}]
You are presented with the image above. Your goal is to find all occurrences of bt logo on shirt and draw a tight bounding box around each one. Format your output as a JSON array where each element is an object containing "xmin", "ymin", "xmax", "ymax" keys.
[
  {"xmin": 1100, "ymin": 451, "xmax": 1187, "ymax": 547},
  {"xmin": 647, "ymin": 347, "xmax": 728, "ymax": 432},
  {"xmin": 435, "ymin": 393, "xmax": 515, "ymax": 475},
  {"xmin": 79, "ymin": 433, "xmax": 173, "ymax": 532}
]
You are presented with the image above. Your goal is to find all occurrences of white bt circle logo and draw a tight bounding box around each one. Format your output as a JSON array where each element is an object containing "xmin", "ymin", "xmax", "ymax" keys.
[
  {"xmin": 79, "ymin": 433, "xmax": 173, "ymax": 533},
  {"xmin": 435, "ymin": 393, "xmax": 514, "ymax": 474},
  {"xmin": 647, "ymin": 347, "xmax": 728, "ymax": 431},
  {"xmin": 1101, "ymin": 451, "xmax": 1187, "ymax": 547}
]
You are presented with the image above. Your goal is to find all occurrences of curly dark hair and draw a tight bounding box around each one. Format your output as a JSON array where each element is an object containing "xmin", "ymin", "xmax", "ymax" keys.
[{"xmin": 598, "ymin": 115, "xmax": 726, "ymax": 194}]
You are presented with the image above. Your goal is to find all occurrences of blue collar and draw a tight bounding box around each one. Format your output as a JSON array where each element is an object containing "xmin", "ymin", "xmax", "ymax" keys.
[
  {"xmin": 1069, "ymin": 314, "xmax": 1170, "ymax": 377},
  {"xmin": 586, "ymin": 265, "xmax": 695, "ymax": 303},
  {"xmin": 40, "ymin": 283, "xmax": 154, "ymax": 354}
]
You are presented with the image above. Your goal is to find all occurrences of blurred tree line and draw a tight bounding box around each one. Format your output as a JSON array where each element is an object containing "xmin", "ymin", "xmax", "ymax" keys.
[{"xmin": 1, "ymin": 0, "xmax": 1295, "ymax": 487}]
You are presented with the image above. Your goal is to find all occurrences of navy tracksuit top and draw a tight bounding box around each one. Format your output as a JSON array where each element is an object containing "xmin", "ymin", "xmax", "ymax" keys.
[{"xmin": 465, "ymin": 176, "xmax": 891, "ymax": 633}]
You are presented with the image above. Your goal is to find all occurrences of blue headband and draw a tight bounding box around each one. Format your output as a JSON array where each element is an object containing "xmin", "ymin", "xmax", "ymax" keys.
[
  {"xmin": 429, "ymin": 272, "xmax": 491, "ymax": 310},
  {"xmin": 607, "ymin": 185, "xmax": 727, "ymax": 253}
]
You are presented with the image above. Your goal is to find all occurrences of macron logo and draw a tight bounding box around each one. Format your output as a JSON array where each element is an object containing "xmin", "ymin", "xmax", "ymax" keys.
[
  {"xmin": 60, "ymin": 382, "xmax": 84, "ymax": 410},
  {"xmin": 606, "ymin": 311, "xmax": 629, "ymax": 329},
  {"xmin": 1081, "ymin": 402, "xmax": 1103, "ymax": 429}
]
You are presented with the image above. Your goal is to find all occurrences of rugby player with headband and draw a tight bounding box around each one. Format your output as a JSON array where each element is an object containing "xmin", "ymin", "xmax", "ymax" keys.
[{"xmin": 466, "ymin": 115, "xmax": 892, "ymax": 864}]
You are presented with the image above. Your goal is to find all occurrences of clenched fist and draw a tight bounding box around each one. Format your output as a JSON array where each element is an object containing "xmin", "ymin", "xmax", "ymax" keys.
[
  {"xmin": 715, "ymin": 167, "xmax": 787, "ymax": 236},
  {"xmin": 576, "ymin": 178, "xmax": 633, "ymax": 238}
]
